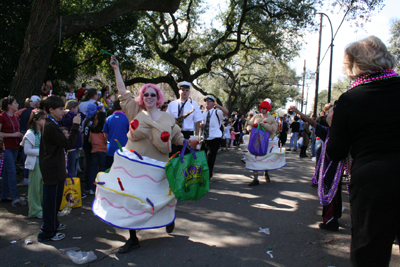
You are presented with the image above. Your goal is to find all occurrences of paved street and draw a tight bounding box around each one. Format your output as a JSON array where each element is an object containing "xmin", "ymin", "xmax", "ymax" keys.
[{"xmin": 1, "ymin": 147, "xmax": 399, "ymax": 266}]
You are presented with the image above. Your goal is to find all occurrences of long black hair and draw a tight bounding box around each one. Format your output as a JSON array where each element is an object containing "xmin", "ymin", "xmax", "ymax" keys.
[{"xmin": 90, "ymin": 111, "xmax": 106, "ymax": 133}]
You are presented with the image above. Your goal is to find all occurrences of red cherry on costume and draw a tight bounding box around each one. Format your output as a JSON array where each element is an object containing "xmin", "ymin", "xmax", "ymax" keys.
[
  {"xmin": 161, "ymin": 131, "xmax": 170, "ymax": 142},
  {"xmin": 130, "ymin": 119, "xmax": 139, "ymax": 130},
  {"xmin": 254, "ymin": 123, "xmax": 258, "ymax": 128}
]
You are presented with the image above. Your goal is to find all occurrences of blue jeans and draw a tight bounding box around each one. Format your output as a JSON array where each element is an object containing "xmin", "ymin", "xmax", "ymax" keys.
[
  {"xmin": 83, "ymin": 147, "xmax": 92, "ymax": 192},
  {"xmin": 289, "ymin": 132, "xmax": 299, "ymax": 149},
  {"xmin": 91, "ymin": 152, "xmax": 106, "ymax": 191},
  {"xmin": 67, "ymin": 150, "xmax": 79, "ymax": 177},
  {"xmin": 1, "ymin": 149, "xmax": 19, "ymax": 200}
]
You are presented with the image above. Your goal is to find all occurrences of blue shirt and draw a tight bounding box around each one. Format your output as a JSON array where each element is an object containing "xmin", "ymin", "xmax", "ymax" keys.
[{"xmin": 102, "ymin": 111, "xmax": 129, "ymax": 156}]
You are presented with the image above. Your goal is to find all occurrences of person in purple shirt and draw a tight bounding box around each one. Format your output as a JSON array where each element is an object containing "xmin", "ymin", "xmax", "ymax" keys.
[{"xmin": 102, "ymin": 99, "xmax": 129, "ymax": 169}]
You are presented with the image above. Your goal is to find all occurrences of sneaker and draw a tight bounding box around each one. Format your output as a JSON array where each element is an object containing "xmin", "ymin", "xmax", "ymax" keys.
[
  {"xmin": 81, "ymin": 193, "xmax": 87, "ymax": 199},
  {"xmin": 89, "ymin": 189, "xmax": 95, "ymax": 195},
  {"xmin": 38, "ymin": 232, "xmax": 65, "ymax": 242},
  {"xmin": 11, "ymin": 198, "xmax": 28, "ymax": 207},
  {"xmin": 319, "ymin": 221, "xmax": 339, "ymax": 231},
  {"xmin": 17, "ymin": 178, "xmax": 29, "ymax": 186},
  {"xmin": 37, "ymin": 213, "xmax": 43, "ymax": 219},
  {"xmin": 118, "ymin": 238, "xmax": 140, "ymax": 253},
  {"xmin": 248, "ymin": 179, "xmax": 260, "ymax": 186},
  {"xmin": 57, "ymin": 224, "xmax": 67, "ymax": 231}
]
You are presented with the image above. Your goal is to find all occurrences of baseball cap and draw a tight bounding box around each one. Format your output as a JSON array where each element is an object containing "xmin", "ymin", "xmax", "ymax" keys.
[
  {"xmin": 30, "ymin": 95, "xmax": 41, "ymax": 102},
  {"xmin": 178, "ymin": 81, "xmax": 191, "ymax": 88},
  {"xmin": 204, "ymin": 95, "xmax": 216, "ymax": 102},
  {"xmin": 86, "ymin": 104, "xmax": 102, "ymax": 119}
]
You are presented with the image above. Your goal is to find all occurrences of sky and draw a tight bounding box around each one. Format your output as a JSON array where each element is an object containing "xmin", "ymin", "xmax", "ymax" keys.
[{"xmin": 289, "ymin": 0, "xmax": 400, "ymax": 114}]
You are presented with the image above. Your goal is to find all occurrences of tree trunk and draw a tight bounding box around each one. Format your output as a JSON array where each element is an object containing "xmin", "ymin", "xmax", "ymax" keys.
[
  {"xmin": 11, "ymin": 0, "xmax": 60, "ymax": 104},
  {"xmin": 10, "ymin": 0, "xmax": 181, "ymax": 104}
]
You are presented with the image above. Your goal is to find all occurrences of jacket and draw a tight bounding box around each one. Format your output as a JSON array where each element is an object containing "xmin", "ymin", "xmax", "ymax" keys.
[
  {"xmin": 20, "ymin": 129, "xmax": 39, "ymax": 170},
  {"xmin": 39, "ymin": 117, "xmax": 79, "ymax": 185}
]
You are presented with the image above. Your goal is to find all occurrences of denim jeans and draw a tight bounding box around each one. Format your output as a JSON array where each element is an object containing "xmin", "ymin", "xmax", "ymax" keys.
[
  {"xmin": 1, "ymin": 149, "xmax": 19, "ymax": 200},
  {"xmin": 67, "ymin": 150, "xmax": 79, "ymax": 177},
  {"xmin": 91, "ymin": 151, "xmax": 106, "ymax": 191},
  {"xmin": 289, "ymin": 132, "xmax": 299, "ymax": 149},
  {"xmin": 83, "ymin": 147, "xmax": 93, "ymax": 192}
]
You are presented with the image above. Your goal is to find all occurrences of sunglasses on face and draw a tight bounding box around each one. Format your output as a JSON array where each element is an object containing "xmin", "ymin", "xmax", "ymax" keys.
[
  {"xmin": 260, "ymin": 108, "xmax": 267, "ymax": 110},
  {"xmin": 144, "ymin": 93, "xmax": 157, "ymax": 97},
  {"xmin": 205, "ymin": 99, "xmax": 214, "ymax": 102}
]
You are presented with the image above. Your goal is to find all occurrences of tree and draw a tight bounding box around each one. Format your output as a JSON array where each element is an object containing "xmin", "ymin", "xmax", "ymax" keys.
[
  {"xmin": 389, "ymin": 18, "xmax": 400, "ymax": 73},
  {"xmin": 9, "ymin": 0, "xmax": 181, "ymax": 104},
  {"xmin": 313, "ymin": 76, "xmax": 350, "ymax": 113},
  {"xmin": 198, "ymin": 53, "xmax": 300, "ymax": 114}
]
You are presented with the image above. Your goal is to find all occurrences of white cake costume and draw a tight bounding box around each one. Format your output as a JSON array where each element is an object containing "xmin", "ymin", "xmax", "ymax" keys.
[
  {"xmin": 243, "ymin": 136, "xmax": 286, "ymax": 171},
  {"xmin": 92, "ymin": 148, "xmax": 176, "ymax": 230}
]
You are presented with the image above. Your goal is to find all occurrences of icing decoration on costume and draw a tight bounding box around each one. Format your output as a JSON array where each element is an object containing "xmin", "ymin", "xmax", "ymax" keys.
[
  {"xmin": 146, "ymin": 198, "xmax": 155, "ymax": 211},
  {"xmin": 269, "ymin": 146, "xmax": 274, "ymax": 153},
  {"xmin": 114, "ymin": 139, "xmax": 123, "ymax": 152},
  {"xmin": 117, "ymin": 178, "xmax": 125, "ymax": 191},
  {"xmin": 244, "ymin": 137, "xmax": 286, "ymax": 171},
  {"xmin": 94, "ymin": 182, "xmax": 105, "ymax": 185},
  {"xmin": 129, "ymin": 149, "xmax": 143, "ymax": 160},
  {"xmin": 92, "ymin": 148, "xmax": 176, "ymax": 230},
  {"xmin": 130, "ymin": 119, "xmax": 139, "ymax": 130},
  {"xmin": 161, "ymin": 131, "xmax": 170, "ymax": 142}
]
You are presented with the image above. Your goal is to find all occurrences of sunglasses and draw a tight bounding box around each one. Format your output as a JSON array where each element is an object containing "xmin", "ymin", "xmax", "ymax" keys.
[
  {"xmin": 205, "ymin": 99, "xmax": 214, "ymax": 102},
  {"xmin": 144, "ymin": 93, "xmax": 157, "ymax": 98},
  {"xmin": 260, "ymin": 108, "xmax": 267, "ymax": 110}
]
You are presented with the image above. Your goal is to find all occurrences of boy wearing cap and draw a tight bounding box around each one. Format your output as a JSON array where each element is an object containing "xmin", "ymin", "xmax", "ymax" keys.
[{"xmin": 201, "ymin": 95, "xmax": 228, "ymax": 179}]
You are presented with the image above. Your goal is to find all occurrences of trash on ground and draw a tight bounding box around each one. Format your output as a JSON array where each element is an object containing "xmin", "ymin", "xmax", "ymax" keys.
[
  {"xmin": 10, "ymin": 240, "xmax": 17, "ymax": 244},
  {"xmin": 24, "ymin": 239, "xmax": 33, "ymax": 245},
  {"xmin": 66, "ymin": 250, "xmax": 97, "ymax": 265},
  {"xmin": 267, "ymin": 250, "xmax": 274, "ymax": 258},
  {"xmin": 72, "ymin": 237, "xmax": 82, "ymax": 239},
  {"xmin": 58, "ymin": 208, "xmax": 72, "ymax": 216},
  {"xmin": 60, "ymin": 247, "xmax": 81, "ymax": 253},
  {"xmin": 258, "ymin": 227, "xmax": 270, "ymax": 235}
]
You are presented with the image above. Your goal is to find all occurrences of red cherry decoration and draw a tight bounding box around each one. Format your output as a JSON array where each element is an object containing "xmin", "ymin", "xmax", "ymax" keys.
[
  {"xmin": 254, "ymin": 123, "xmax": 258, "ymax": 128},
  {"xmin": 161, "ymin": 131, "xmax": 170, "ymax": 142},
  {"xmin": 130, "ymin": 119, "xmax": 139, "ymax": 130}
]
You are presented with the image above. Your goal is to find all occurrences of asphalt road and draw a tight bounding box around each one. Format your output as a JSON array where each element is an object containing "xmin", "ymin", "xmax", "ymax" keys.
[{"xmin": 1, "ymin": 147, "xmax": 399, "ymax": 266}]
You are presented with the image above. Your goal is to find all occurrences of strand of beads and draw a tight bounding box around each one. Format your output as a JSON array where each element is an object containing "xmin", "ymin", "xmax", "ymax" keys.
[{"xmin": 349, "ymin": 69, "xmax": 398, "ymax": 91}]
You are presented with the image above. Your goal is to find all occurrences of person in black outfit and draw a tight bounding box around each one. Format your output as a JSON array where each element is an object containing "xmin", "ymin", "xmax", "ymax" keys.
[
  {"xmin": 278, "ymin": 115, "xmax": 288, "ymax": 147},
  {"xmin": 288, "ymin": 116, "xmax": 300, "ymax": 151},
  {"xmin": 327, "ymin": 36, "xmax": 400, "ymax": 266}
]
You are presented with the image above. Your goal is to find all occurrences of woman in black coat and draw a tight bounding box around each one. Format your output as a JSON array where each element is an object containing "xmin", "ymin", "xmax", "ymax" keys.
[{"xmin": 326, "ymin": 35, "xmax": 400, "ymax": 267}]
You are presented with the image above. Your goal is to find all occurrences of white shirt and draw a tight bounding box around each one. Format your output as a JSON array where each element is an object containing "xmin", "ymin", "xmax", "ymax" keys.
[
  {"xmin": 224, "ymin": 125, "xmax": 231, "ymax": 139},
  {"xmin": 202, "ymin": 108, "xmax": 224, "ymax": 140},
  {"xmin": 66, "ymin": 92, "xmax": 76, "ymax": 100},
  {"xmin": 166, "ymin": 99, "xmax": 203, "ymax": 131}
]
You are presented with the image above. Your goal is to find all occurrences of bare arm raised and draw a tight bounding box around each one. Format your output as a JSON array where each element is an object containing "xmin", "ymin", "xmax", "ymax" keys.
[
  {"xmin": 110, "ymin": 56, "xmax": 127, "ymax": 95},
  {"xmin": 289, "ymin": 106, "xmax": 317, "ymax": 128}
]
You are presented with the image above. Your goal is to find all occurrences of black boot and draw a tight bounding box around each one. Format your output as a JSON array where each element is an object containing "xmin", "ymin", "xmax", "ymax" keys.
[
  {"xmin": 166, "ymin": 221, "xmax": 175, "ymax": 234},
  {"xmin": 264, "ymin": 171, "xmax": 271, "ymax": 182},
  {"xmin": 118, "ymin": 230, "xmax": 140, "ymax": 253},
  {"xmin": 300, "ymin": 147, "xmax": 307, "ymax": 158},
  {"xmin": 248, "ymin": 179, "xmax": 260, "ymax": 186}
]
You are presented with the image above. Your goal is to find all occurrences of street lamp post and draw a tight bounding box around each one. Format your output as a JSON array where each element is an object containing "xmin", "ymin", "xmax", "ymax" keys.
[{"xmin": 314, "ymin": 12, "xmax": 334, "ymax": 114}]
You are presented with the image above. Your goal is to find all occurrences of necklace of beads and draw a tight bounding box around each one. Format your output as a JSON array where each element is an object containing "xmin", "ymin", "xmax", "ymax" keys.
[{"xmin": 349, "ymin": 69, "xmax": 398, "ymax": 91}]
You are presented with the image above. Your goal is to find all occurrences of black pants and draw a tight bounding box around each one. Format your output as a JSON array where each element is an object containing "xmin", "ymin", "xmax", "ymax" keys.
[
  {"xmin": 322, "ymin": 176, "xmax": 342, "ymax": 223},
  {"xmin": 38, "ymin": 180, "xmax": 64, "ymax": 239},
  {"xmin": 279, "ymin": 133, "xmax": 287, "ymax": 147},
  {"xmin": 201, "ymin": 138, "xmax": 221, "ymax": 179},
  {"xmin": 170, "ymin": 131, "xmax": 192, "ymax": 156}
]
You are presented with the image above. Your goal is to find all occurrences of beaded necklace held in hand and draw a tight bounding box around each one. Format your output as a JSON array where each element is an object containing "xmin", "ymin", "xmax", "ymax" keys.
[{"xmin": 348, "ymin": 69, "xmax": 398, "ymax": 91}]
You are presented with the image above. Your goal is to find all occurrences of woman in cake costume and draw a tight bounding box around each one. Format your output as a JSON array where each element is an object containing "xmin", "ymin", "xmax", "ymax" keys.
[
  {"xmin": 245, "ymin": 99, "xmax": 286, "ymax": 186},
  {"xmin": 326, "ymin": 36, "xmax": 400, "ymax": 266},
  {"xmin": 93, "ymin": 56, "xmax": 186, "ymax": 254}
]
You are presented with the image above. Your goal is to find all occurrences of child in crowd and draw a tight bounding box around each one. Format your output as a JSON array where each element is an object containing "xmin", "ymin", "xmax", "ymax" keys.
[
  {"xmin": 61, "ymin": 127, "xmax": 70, "ymax": 175},
  {"xmin": 89, "ymin": 111, "xmax": 107, "ymax": 195},
  {"xmin": 21, "ymin": 109, "xmax": 46, "ymax": 218},
  {"xmin": 61, "ymin": 100, "xmax": 81, "ymax": 177},
  {"xmin": 230, "ymin": 128, "xmax": 240, "ymax": 147},
  {"xmin": 65, "ymin": 88, "xmax": 76, "ymax": 100},
  {"xmin": 37, "ymin": 96, "xmax": 81, "ymax": 242},
  {"xmin": 224, "ymin": 121, "xmax": 232, "ymax": 150}
]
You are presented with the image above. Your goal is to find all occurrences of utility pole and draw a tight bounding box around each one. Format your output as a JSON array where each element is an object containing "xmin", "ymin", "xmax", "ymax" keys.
[
  {"xmin": 301, "ymin": 60, "xmax": 306, "ymax": 113},
  {"xmin": 314, "ymin": 15, "xmax": 323, "ymax": 117}
]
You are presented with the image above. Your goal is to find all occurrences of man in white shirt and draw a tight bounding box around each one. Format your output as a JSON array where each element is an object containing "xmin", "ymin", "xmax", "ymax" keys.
[
  {"xmin": 200, "ymin": 95, "xmax": 228, "ymax": 179},
  {"xmin": 166, "ymin": 81, "xmax": 203, "ymax": 153}
]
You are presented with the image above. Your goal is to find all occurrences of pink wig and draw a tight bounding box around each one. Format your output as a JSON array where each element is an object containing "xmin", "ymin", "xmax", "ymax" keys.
[{"xmin": 137, "ymin": 84, "xmax": 165, "ymax": 108}]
